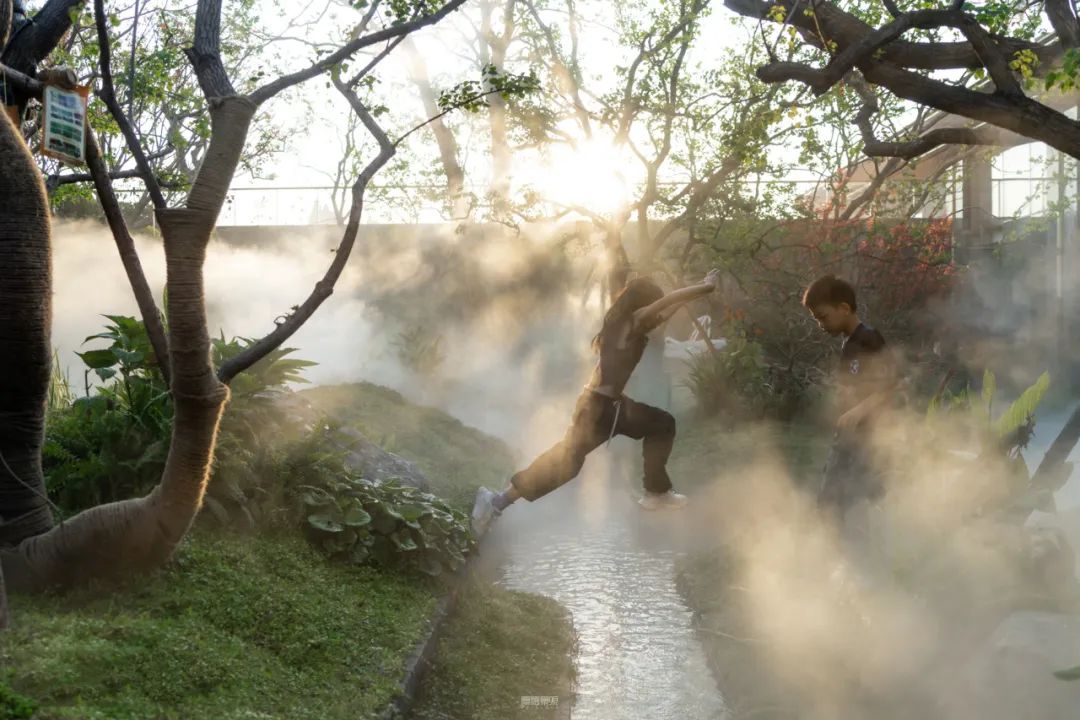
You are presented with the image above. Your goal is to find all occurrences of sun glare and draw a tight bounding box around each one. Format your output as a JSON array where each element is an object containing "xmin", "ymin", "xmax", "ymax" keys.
[{"xmin": 529, "ymin": 140, "xmax": 634, "ymax": 215}]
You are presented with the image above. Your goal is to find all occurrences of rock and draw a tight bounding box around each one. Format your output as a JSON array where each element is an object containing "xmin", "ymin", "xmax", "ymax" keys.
[
  {"xmin": 328, "ymin": 426, "xmax": 431, "ymax": 492},
  {"xmin": 1024, "ymin": 513, "xmax": 1079, "ymax": 599},
  {"xmin": 957, "ymin": 611, "xmax": 1080, "ymax": 720},
  {"xmin": 268, "ymin": 390, "xmax": 432, "ymax": 491}
]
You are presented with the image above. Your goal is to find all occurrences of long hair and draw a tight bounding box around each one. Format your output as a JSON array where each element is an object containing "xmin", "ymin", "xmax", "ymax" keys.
[{"xmin": 592, "ymin": 277, "xmax": 664, "ymax": 352}]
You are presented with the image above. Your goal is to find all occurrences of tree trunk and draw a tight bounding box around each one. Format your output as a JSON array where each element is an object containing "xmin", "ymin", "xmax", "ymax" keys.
[
  {"xmin": 480, "ymin": 0, "xmax": 512, "ymax": 210},
  {"xmin": 1031, "ymin": 404, "xmax": 1080, "ymax": 493},
  {"xmin": 0, "ymin": 209, "xmax": 230, "ymax": 593},
  {"xmin": 401, "ymin": 36, "xmax": 469, "ymax": 218},
  {"xmin": 0, "ymin": 100, "xmax": 248, "ymax": 591},
  {"xmin": 0, "ymin": 102, "xmax": 54, "ymax": 547}
]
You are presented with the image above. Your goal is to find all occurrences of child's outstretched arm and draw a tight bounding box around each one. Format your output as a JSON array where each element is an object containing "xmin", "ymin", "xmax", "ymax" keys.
[{"xmin": 631, "ymin": 269, "xmax": 720, "ymax": 331}]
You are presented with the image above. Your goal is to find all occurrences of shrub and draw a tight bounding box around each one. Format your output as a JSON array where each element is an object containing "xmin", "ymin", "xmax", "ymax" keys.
[
  {"xmin": 301, "ymin": 474, "xmax": 474, "ymax": 578},
  {"xmin": 683, "ymin": 333, "xmax": 769, "ymax": 419}
]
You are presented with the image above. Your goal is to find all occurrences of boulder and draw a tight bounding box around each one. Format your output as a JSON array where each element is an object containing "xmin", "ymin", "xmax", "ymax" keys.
[{"xmin": 328, "ymin": 426, "xmax": 431, "ymax": 492}]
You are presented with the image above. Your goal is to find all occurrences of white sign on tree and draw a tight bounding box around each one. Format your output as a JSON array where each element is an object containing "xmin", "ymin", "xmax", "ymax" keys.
[{"xmin": 42, "ymin": 84, "xmax": 88, "ymax": 164}]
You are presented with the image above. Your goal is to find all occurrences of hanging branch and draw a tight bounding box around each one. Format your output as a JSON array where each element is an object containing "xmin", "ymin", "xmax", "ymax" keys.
[{"xmin": 92, "ymin": 0, "xmax": 167, "ymax": 209}]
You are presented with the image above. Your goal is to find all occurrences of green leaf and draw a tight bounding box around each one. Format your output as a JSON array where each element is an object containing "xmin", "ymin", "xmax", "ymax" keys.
[
  {"xmin": 981, "ymin": 368, "xmax": 996, "ymax": 421},
  {"xmin": 94, "ymin": 367, "xmax": 117, "ymax": 381},
  {"xmin": 396, "ymin": 503, "xmax": 428, "ymax": 522},
  {"xmin": 307, "ymin": 513, "xmax": 344, "ymax": 533},
  {"xmin": 391, "ymin": 531, "xmax": 418, "ymax": 551},
  {"xmin": 342, "ymin": 505, "xmax": 372, "ymax": 527},
  {"xmin": 114, "ymin": 349, "xmax": 144, "ymax": 366},
  {"xmin": 994, "ymin": 371, "xmax": 1050, "ymax": 437},
  {"xmin": 1054, "ymin": 665, "xmax": 1080, "ymax": 680},
  {"xmin": 77, "ymin": 349, "xmax": 119, "ymax": 369}
]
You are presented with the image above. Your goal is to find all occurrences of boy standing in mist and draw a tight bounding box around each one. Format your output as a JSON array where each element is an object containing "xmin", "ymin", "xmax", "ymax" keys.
[{"xmin": 803, "ymin": 275, "xmax": 897, "ymax": 526}]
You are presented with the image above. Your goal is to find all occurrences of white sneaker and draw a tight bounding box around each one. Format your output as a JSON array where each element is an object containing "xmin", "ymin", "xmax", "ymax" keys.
[
  {"xmin": 471, "ymin": 486, "xmax": 502, "ymax": 537},
  {"xmin": 638, "ymin": 489, "xmax": 688, "ymax": 510}
]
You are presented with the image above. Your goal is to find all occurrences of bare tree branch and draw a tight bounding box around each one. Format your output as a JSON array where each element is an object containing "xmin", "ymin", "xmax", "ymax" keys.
[
  {"xmin": 952, "ymin": 11, "xmax": 1021, "ymax": 96},
  {"xmin": 47, "ymin": 145, "xmax": 175, "ymax": 186},
  {"xmin": 0, "ymin": 60, "xmax": 42, "ymax": 96},
  {"xmin": 400, "ymin": 34, "xmax": 467, "ymax": 216},
  {"xmin": 848, "ymin": 73, "xmax": 1008, "ymax": 159},
  {"xmin": 93, "ymin": 0, "xmax": 167, "ymax": 209},
  {"xmin": 725, "ymin": 0, "xmax": 1060, "ymax": 71},
  {"xmin": 521, "ymin": 0, "xmax": 592, "ymax": 136},
  {"xmin": 248, "ymin": 0, "xmax": 468, "ymax": 106},
  {"xmin": 85, "ymin": 129, "xmax": 172, "ymax": 387},
  {"xmin": 648, "ymin": 153, "xmax": 744, "ymax": 255},
  {"xmin": 216, "ymin": 77, "xmax": 395, "ymax": 384}
]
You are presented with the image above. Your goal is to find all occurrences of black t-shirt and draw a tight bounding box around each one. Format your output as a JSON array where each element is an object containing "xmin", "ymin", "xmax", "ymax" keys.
[
  {"xmin": 836, "ymin": 323, "xmax": 888, "ymax": 415},
  {"xmin": 594, "ymin": 320, "xmax": 649, "ymax": 396}
]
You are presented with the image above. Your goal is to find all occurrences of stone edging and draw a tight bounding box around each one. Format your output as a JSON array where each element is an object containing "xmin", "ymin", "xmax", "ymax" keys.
[{"xmin": 374, "ymin": 541, "xmax": 481, "ymax": 720}]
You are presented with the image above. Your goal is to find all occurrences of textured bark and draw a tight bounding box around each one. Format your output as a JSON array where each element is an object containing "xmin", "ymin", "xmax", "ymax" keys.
[
  {"xmin": 0, "ymin": 95, "xmax": 54, "ymax": 547},
  {"xmin": 0, "ymin": 0, "xmax": 81, "ymax": 109},
  {"xmin": 0, "ymin": 205, "xmax": 229, "ymax": 592},
  {"xmin": 0, "ymin": 0, "xmax": 12, "ymax": 629}
]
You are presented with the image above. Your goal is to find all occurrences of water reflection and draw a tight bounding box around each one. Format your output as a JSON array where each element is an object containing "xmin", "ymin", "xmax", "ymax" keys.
[{"xmin": 484, "ymin": 445, "xmax": 727, "ymax": 720}]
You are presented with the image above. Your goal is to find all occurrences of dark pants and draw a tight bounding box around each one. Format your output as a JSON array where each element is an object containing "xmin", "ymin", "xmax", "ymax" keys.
[
  {"xmin": 817, "ymin": 428, "xmax": 885, "ymax": 522},
  {"xmin": 510, "ymin": 390, "xmax": 676, "ymax": 501}
]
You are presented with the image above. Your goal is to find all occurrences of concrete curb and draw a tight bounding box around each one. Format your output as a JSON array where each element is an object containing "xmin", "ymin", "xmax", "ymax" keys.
[{"xmin": 374, "ymin": 537, "xmax": 485, "ymax": 720}]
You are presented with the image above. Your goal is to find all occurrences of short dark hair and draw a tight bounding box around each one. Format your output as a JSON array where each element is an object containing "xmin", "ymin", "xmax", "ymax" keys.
[{"xmin": 802, "ymin": 275, "xmax": 857, "ymax": 312}]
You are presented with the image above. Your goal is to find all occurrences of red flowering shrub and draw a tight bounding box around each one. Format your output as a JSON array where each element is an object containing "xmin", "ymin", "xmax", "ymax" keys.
[{"xmin": 699, "ymin": 214, "xmax": 961, "ymax": 420}]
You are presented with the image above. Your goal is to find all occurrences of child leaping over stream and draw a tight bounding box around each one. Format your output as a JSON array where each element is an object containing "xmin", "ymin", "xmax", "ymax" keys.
[{"xmin": 470, "ymin": 270, "xmax": 721, "ymax": 537}]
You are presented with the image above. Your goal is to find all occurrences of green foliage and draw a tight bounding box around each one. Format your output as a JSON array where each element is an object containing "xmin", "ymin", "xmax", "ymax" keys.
[
  {"xmin": 1054, "ymin": 665, "xmax": 1080, "ymax": 681},
  {"xmin": 47, "ymin": 350, "xmax": 75, "ymax": 414},
  {"xmin": 213, "ymin": 333, "xmax": 318, "ymax": 397},
  {"xmin": 683, "ymin": 334, "xmax": 771, "ymax": 419},
  {"xmin": 924, "ymin": 369, "xmax": 1056, "ymax": 520},
  {"xmin": 44, "ymin": 0, "xmax": 287, "ymax": 218},
  {"xmin": 44, "ymin": 315, "xmax": 172, "ymax": 512},
  {"xmin": 43, "ymin": 315, "xmax": 318, "ymax": 516},
  {"xmin": 0, "ymin": 684, "xmax": 36, "ymax": 720},
  {"xmin": 980, "ymin": 367, "xmax": 996, "ymax": 422},
  {"xmin": 926, "ymin": 369, "xmax": 1050, "ymax": 451},
  {"xmin": 301, "ymin": 474, "xmax": 474, "ymax": 577},
  {"xmin": 1044, "ymin": 48, "xmax": 1080, "ymax": 92},
  {"xmin": 1, "ymin": 532, "xmax": 438, "ymax": 720},
  {"xmin": 46, "ymin": 314, "xmax": 489, "ymax": 578},
  {"xmin": 993, "ymin": 371, "xmax": 1050, "ymax": 439},
  {"xmin": 438, "ymin": 64, "xmax": 541, "ymax": 113}
]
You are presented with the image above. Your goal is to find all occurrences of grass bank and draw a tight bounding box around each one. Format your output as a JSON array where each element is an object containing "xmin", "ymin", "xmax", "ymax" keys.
[
  {"xmin": 1, "ymin": 531, "xmax": 438, "ymax": 720},
  {"xmin": 303, "ymin": 383, "xmax": 516, "ymax": 511},
  {"xmin": 408, "ymin": 576, "xmax": 576, "ymax": 720}
]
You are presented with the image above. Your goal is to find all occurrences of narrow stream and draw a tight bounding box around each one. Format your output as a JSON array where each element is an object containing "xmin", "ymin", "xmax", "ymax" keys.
[{"xmin": 481, "ymin": 441, "xmax": 727, "ymax": 720}]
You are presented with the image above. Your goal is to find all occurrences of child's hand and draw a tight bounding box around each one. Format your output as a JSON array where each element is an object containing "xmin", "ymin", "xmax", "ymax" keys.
[{"xmin": 704, "ymin": 268, "xmax": 721, "ymax": 289}]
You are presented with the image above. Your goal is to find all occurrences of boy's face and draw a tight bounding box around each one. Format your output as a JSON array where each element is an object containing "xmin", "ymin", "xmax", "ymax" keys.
[{"xmin": 808, "ymin": 302, "xmax": 850, "ymax": 336}]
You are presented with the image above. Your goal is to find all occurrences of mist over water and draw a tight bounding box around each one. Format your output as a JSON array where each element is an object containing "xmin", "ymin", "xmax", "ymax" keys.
[
  {"xmin": 50, "ymin": 217, "xmax": 1080, "ymax": 719},
  {"xmin": 51, "ymin": 219, "xmax": 594, "ymax": 445}
]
